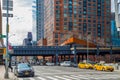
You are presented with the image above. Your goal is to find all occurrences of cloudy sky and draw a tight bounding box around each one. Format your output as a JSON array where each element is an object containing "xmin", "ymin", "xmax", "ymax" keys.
[
  {"xmin": 2, "ymin": 0, "xmax": 32, "ymax": 45},
  {"xmin": 2, "ymin": 0, "xmax": 115, "ymax": 46}
]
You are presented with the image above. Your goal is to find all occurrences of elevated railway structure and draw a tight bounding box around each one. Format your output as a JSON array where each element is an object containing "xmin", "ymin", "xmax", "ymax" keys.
[{"xmin": 3, "ymin": 37, "xmax": 120, "ymax": 64}]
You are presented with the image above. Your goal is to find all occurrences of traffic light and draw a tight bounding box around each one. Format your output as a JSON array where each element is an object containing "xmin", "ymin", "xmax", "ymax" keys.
[{"xmin": 0, "ymin": 48, "xmax": 6, "ymax": 54}]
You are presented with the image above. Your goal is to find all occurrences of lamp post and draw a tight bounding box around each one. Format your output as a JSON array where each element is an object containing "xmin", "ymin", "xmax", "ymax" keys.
[
  {"xmin": 4, "ymin": 0, "xmax": 9, "ymax": 78},
  {"xmin": 87, "ymin": 36, "xmax": 89, "ymax": 63},
  {"xmin": 86, "ymin": 33, "xmax": 91, "ymax": 63}
]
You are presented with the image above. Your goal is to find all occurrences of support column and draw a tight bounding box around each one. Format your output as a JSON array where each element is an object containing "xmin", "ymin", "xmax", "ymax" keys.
[
  {"xmin": 64, "ymin": 55, "xmax": 65, "ymax": 61},
  {"xmin": 55, "ymin": 53, "xmax": 58, "ymax": 65},
  {"xmin": 73, "ymin": 45, "xmax": 77, "ymax": 64},
  {"xmin": 97, "ymin": 45, "xmax": 99, "ymax": 62},
  {"xmin": 110, "ymin": 45, "xmax": 112, "ymax": 63},
  {"xmin": 78, "ymin": 54, "xmax": 80, "ymax": 63},
  {"xmin": 85, "ymin": 54, "xmax": 87, "ymax": 60},
  {"xmin": 52, "ymin": 55, "xmax": 54, "ymax": 62},
  {"xmin": 82, "ymin": 54, "xmax": 84, "ymax": 61},
  {"xmin": 68, "ymin": 55, "xmax": 70, "ymax": 61},
  {"xmin": 43, "ymin": 56, "xmax": 45, "ymax": 65}
]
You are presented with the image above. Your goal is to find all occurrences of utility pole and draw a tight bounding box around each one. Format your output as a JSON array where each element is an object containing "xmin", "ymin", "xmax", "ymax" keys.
[
  {"xmin": 86, "ymin": 33, "xmax": 91, "ymax": 63},
  {"xmin": 4, "ymin": 0, "xmax": 9, "ymax": 78},
  {"xmin": 87, "ymin": 36, "xmax": 89, "ymax": 63}
]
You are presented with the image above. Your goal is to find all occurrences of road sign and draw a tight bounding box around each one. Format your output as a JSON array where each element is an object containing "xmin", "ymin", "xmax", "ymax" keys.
[
  {"xmin": 0, "ymin": 34, "xmax": 6, "ymax": 38},
  {"xmin": 2, "ymin": 0, "xmax": 13, "ymax": 11},
  {"xmin": 2, "ymin": 13, "xmax": 13, "ymax": 17},
  {"xmin": 0, "ymin": 48, "xmax": 6, "ymax": 55}
]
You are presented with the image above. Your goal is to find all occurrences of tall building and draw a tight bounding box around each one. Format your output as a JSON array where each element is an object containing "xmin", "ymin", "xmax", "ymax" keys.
[
  {"xmin": 22, "ymin": 32, "xmax": 33, "ymax": 46},
  {"xmin": 114, "ymin": 0, "xmax": 120, "ymax": 29},
  {"xmin": 32, "ymin": 0, "xmax": 44, "ymax": 41},
  {"xmin": 32, "ymin": 0, "xmax": 37, "ymax": 41},
  {"xmin": 111, "ymin": 12, "xmax": 120, "ymax": 46},
  {"xmin": 43, "ymin": 0, "xmax": 111, "ymax": 46}
]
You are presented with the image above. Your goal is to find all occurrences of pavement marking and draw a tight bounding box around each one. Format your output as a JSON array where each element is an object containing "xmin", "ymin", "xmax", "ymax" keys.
[
  {"xmin": 63, "ymin": 75, "xmax": 80, "ymax": 79},
  {"xmin": 54, "ymin": 76, "xmax": 71, "ymax": 80},
  {"xmin": 46, "ymin": 76, "xmax": 59, "ymax": 80},
  {"xmin": 70, "ymin": 75, "xmax": 89, "ymax": 79},
  {"xmin": 37, "ymin": 77, "xmax": 47, "ymax": 80},
  {"xmin": 18, "ymin": 78, "xmax": 24, "ymax": 80},
  {"xmin": 29, "ymin": 78, "xmax": 35, "ymax": 80}
]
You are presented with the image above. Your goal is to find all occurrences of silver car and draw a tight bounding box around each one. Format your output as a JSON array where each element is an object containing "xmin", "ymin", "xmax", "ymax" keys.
[
  {"xmin": 60, "ymin": 61, "xmax": 72, "ymax": 67},
  {"xmin": 14, "ymin": 63, "xmax": 34, "ymax": 77},
  {"xmin": 46, "ymin": 62, "xmax": 55, "ymax": 66}
]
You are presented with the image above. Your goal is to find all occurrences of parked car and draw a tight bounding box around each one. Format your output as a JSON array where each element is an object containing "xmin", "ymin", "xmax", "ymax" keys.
[
  {"xmin": 94, "ymin": 63, "xmax": 114, "ymax": 72},
  {"xmin": 78, "ymin": 62, "xmax": 93, "ymax": 69},
  {"xmin": 46, "ymin": 62, "xmax": 55, "ymax": 66},
  {"xmin": 14, "ymin": 63, "xmax": 34, "ymax": 77},
  {"xmin": 60, "ymin": 61, "xmax": 72, "ymax": 67},
  {"xmin": 71, "ymin": 63, "xmax": 78, "ymax": 67}
]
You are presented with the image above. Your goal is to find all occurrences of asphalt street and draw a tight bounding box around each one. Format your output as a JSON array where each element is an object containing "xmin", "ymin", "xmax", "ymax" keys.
[{"xmin": 16, "ymin": 66, "xmax": 120, "ymax": 80}]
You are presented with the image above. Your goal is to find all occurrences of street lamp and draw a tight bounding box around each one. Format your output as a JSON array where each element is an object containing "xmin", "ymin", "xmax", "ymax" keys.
[
  {"xmin": 4, "ymin": 0, "xmax": 9, "ymax": 78},
  {"xmin": 87, "ymin": 36, "xmax": 89, "ymax": 63},
  {"xmin": 86, "ymin": 33, "xmax": 91, "ymax": 63}
]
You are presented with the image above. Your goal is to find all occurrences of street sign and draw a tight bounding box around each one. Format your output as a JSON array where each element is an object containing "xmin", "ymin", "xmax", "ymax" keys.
[
  {"xmin": 2, "ymin": 0, "xmax": 13, "ymax": 11},
  {"xmin": 0, "ymin": 48, "xmax": 6, "ymax": 54},
  {"xmin": 2, "ymin": 13, "xmax": 13, "ymax": 17},
  {"xmin": 0, "ymin": 34, "xmax": 6, "ymax": 38}
]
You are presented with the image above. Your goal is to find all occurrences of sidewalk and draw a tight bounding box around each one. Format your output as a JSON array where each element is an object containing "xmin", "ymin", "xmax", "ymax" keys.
[{"xmin": 0, "ymin": 65, "xmax": 17, "ymax": 80}]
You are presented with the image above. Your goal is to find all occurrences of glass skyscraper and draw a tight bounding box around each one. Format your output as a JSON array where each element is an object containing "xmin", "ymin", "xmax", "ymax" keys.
[
  {"xmin": 114, "ymin": 0, "xmax": 120, "ymax": 29},
  {"xmin": 32, "ymin": 0, "xmax": 44, "ymax": 41}
]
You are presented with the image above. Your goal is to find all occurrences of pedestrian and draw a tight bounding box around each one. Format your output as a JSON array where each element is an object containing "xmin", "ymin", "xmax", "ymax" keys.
[
  {"xmin": 8, "ymin": 61, "xmax": 13, "ymax": 72},
  {"xmin": 3, "ymin": 59, "xmax": 6, "ymax": 69}
]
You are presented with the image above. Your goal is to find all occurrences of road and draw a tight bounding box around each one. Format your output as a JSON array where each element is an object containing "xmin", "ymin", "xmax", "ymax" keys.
[{"xmin": 17, "ymin": 66, "xmax": 120, "ymax": 80}]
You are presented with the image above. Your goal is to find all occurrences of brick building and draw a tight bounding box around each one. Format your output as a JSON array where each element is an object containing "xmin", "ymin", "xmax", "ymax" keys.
[{"xmin": 37, "ymin": 0, "xmax": 111, "ymax": 47}]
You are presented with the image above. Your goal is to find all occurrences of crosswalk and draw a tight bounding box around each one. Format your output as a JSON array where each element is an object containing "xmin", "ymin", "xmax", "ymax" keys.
[{"xmin": 17, "ymin": 74, "xmax": 120, "ymax": 80}]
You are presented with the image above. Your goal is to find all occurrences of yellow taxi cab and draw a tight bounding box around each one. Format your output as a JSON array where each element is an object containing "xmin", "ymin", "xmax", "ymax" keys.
[
  {"xmin": 78, "ymin": 62, "xmax": 93, "ymax": 69},
  {"xmin": 94, "ymin": 63, "xmax": 114, "ymax": 72}
]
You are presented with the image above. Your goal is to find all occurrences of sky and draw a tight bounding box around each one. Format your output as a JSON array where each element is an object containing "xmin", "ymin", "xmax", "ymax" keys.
[
  {"xmin": 2, "ymin": 0, "xmax": 115, "ymax": 46},
  {"xmin": 2, "ymin": 0, "xmax": 32, "ymax": 45}
]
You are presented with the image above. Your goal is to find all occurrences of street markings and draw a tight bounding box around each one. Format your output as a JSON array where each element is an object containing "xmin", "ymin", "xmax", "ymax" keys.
[
  {"xmin": 37, "ymin": 77, "xmax": 47, "ymax": 80},
  {"xmin": 17, "ymin": 74, "xmax": 120, "ymax": 80},
  {"xmin": 54, "ymin": 76, "xmax": 71, "ymax": 80},
  {"xmin": 46, "ymin": 76, "xmax": 59, "ymax": 80}
]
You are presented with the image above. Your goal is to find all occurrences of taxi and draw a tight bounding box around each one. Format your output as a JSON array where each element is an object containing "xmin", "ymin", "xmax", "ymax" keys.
[
  {"xmin": 94, "ymin": 63, "xmax": 114, "ymax": 72},
  {"xmin": 78, "ymin": 62, "xmax": 93, "ymax": 69}
]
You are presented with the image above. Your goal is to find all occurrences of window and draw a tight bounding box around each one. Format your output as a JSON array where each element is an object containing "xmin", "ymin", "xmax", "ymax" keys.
[
  {"xmin": 55, "ymin": 33, "xmax": 58, "ymax": 38},
  {"xmin": 55, "ymin": 40, "xmax": 58, "ymax": 43}
]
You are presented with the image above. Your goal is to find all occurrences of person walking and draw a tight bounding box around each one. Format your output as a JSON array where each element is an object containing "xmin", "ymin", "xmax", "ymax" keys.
[{"xmin": 8, "ymin": 61, "xmax": 13, "ymax": 72}]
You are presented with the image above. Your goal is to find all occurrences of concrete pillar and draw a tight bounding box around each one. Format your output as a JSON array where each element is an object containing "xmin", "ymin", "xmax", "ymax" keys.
[
  {"xmin": 73, "ymin": 45, "xmax": 77, "ymax": 64},
  {"xmin": 60, "ymin": 55, "xmax": 62, "ymax": 61},
  {"xmin": 43, "ymin": 56, "xmax": 46, "ymax": 65},
  {"xmin": 55, "ymin": 53, "xmax": 58, "ymax": 65},
  {"xmin": 82, "ymin": 54, "xmax": 84, "ymax": 61},
  {"xmin": 78, "ymin": 54, "xmax": 80, "ymax": 63},
  {"xmin": 68, "ymin": 55, "xmax": 70, "ymax": 61},
  {"xmin": 52, "ymin": 55, "xmax": 54, "ymax": 62},
  {"xmin": 64, "ymin": 55, "xmax": 65, "ymax": 61}
]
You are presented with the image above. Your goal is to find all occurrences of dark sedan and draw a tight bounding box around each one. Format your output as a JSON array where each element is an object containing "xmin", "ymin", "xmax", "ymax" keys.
[{"xmin": 14, "ymin": 63, "xmax": 34, "ymax": 77}]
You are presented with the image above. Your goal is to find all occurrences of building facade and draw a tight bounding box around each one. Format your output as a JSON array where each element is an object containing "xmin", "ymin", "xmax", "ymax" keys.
[
  {"xmin": 32, "ymin": 0, "xmax": 44, "ymax": 41},
  {"xmin": 22, "ymin": 32, "xmax": 33, "ymax": 46},
  {"xmin": 111, "ymin": 12, "xmax": 120, "ymax": 46},
  {"xmin": 114, "ymin": 0, "xmax": 120, "ymax": 29},
  {"xmin": 43, "ymin": 0, "xmax": 111, "ymax": 46}
]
